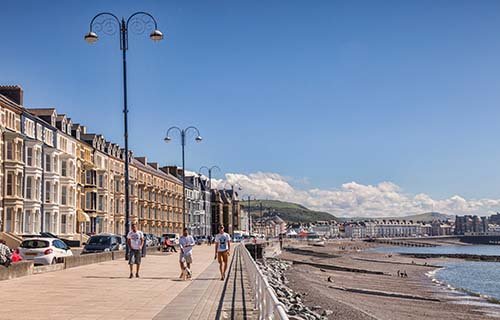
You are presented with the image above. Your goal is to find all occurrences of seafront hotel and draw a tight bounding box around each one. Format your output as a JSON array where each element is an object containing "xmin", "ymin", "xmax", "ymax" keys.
[{"xmin": 0, "ymin": 85, "xmax": 219, "ymax": 243}]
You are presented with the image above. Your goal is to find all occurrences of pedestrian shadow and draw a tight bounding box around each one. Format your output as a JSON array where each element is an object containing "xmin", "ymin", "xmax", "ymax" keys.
[
  {"xmin": 83, "ymin": 276, "xmax": 178, "ymax": 280},
  {"xmin": 194, "ymin": 277, "xmax": 220, "ymax": 281}
]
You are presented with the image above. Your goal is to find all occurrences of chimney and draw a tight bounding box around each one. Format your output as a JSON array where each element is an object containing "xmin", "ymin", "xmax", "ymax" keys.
[
  {"xmin": 0, "ymin": 85, "xmax": 23, "ymax": 105},
  {"xmin": 135, "ymin": 157, "xmax": 147, "ymax": 165},
  {"xmin": 148, "ymin": 162, "xmax": 159, "ymax": 170}
]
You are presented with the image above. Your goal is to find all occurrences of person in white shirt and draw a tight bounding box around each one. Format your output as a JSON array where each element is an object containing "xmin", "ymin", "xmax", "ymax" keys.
[
  {"xmin": 214, "ymin": 224, "xmax": 231, "ymax": 281},
  {"xmin": 126, "ymin": 223, "xmax": 144, "ymax": 279},
  {"xmin": 179, "ymin": 228, "xmax": 195, "ymax": 280}
]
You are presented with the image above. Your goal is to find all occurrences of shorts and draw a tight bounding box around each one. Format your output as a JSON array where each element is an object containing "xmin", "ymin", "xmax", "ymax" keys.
[
  {"xmin": 180, "ymin": 254, "xmax": 193, "ymax": 264},
  {"xmin": 128, "ymin": 249, "xmax": 142, "ymax": 265},
  {"xmin": 217, "ymin": 250, "xmax": 229, "ymax": 262}
]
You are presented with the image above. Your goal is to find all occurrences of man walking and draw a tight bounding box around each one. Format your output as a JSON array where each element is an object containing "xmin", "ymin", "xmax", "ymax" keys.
[
  {"xmin": 214, "ymin": 225, "xmax": 231, "ymax": 281},
  {"xmin": 127, "ymin": 223, "xmax": 144, "ymax": 278},
  {"xmin": 179, "ymin": 228, "xmax": 195, "ymax": 280}
]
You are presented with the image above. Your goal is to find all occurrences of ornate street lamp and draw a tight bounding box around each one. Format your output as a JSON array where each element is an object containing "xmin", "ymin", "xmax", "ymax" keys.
[
  {"xmin": 199, "ymin": 165, "xmax": 221, "ymax": 190},
  {"xmin": 164, "ymin": 126, "xmax": 203, "ymax": 229},
  {"xmin": 84, "ymin": 11, "xmax": 163, "ymax": 258}
]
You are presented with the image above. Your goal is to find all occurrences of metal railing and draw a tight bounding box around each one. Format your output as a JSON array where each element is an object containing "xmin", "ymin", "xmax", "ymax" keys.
[{"xmin": 239, "ymin": 244, "xmax": 289, "ymax": 320}]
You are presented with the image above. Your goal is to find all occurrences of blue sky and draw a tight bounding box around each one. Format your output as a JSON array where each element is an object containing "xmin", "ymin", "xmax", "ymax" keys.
[{"xmin": 3, "ymin": 0, "xmax": 500, "ymax": 207}]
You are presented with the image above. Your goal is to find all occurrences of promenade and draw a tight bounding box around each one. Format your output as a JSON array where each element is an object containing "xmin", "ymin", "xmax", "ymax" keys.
[{"xmin": 0, "ymin": 245, "xmax": 255, "ymax": 320}]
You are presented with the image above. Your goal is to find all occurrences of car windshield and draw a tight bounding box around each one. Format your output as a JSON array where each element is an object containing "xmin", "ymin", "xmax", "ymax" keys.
[
  {"xmin": 21, "ymin": 240, "xmax": 49, "ymax": 249},
  {"xmin": 88, "ymin": 236, "xmax": 111, "ymax": 245}
]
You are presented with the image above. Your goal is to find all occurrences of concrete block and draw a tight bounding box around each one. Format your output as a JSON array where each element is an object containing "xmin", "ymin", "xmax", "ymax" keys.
[
  {"xmin": 0, "ymin": 261, "xmax": 34, "ymax": 281},
  {"xmin": 112, "ymin": 250, "xmax": 126, "ymax": 260},
  {"xmin": 64, "ymin": 252, "xmax": 113, "ymax": 269}
]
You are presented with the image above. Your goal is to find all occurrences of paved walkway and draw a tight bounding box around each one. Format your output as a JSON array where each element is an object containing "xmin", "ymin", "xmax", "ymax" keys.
[{"xmin": 0, "ymin": 245, "xmax": 247, "ymax": 320}]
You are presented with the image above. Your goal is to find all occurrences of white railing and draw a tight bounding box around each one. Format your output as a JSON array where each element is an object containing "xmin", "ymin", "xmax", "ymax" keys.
[{"xmin": 239, "ymin": 244, "xmax": 289, "ymax": 320}]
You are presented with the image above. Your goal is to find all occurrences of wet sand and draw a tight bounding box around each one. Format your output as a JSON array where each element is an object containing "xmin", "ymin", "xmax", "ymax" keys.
[{"xmin": 280, "ymin": 240, "xmax": 498, "ymax": 320}]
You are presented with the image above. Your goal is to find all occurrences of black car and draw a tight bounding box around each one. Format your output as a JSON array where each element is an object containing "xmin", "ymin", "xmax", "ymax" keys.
[{"xmin": 82, "ymin": 234, "xmax": 124, "ymax": 254}]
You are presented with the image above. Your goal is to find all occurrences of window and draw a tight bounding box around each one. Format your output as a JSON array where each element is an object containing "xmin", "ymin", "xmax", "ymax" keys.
[
  {"xmin": 98, "ymin": 174, "xmax": 104, "ymax": 188},
  {"xmin": 24, "ymin": 210, "xmax": 32, "ymax": 233},
  {"xmin": 6, "ymin": 172, "xmax": 13, "ymax": 196},
  {"xmin": 6, "ymin": 142, "xmax": 12, "ymax": 160},
  {"xmin": 98, "ymin": 195, "xmax": 104, "ymax": 211},
  {"xmin": 69, "ymin": 188, "xmax": 74, "ymax": 206},
  {"xmin": 53, "ymin": 182, "xmax": 58, "ymax": 204},
  {"xmin": 16, "ymin": 174, "xmax": 22, "ymax": 197},
  {"xmin": 35, "ymin": 178, "xmax": 40, "ymax": 201},
  {"xmin": 27, "ymin": 148, "xmax": 33, "ymax": 166},
  {"xmin": 53, "ymin": 156, "xmax": 58, "ymax": 172},
  {"xmin": 45, "ymin": 154, "xmax": 51, "ymax": 172},
  {"xmin": 26, "ymin": 177, "xmax": 32, "ymax": 199},
  {"xmin": 86, "ymin": 192, "xmax": 96, "ymax": 210},
  {"xmin": 45, "ymin": 182, "xmax": 51, "ymax": 203},
  {"xmin": 44, "ymin": 212, "xmax": 51, "ymax": 232},
  {"xmin": 61, "ymin": 186, "xmax": 67, "ymax": 205},
  {"xmin": 16, "ymin": 142, "xmax": 22, "ymax": 161},
  {"xmin": 35, "ymin": 149, "xmax": 41, "ymax": 167},
  {"xmin": 61, "ymin": 160, "xmax": 67, "ymax": 177},
  {"xmin": 5, "ymin": 208, "xmax": 12, "ymax": 232},
  {"xmin": 60, "ymin": 215, "xmax": 67, "ymax": 234}
]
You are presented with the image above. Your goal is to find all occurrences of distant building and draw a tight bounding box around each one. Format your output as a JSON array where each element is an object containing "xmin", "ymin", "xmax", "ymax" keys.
[
  {"xmin": 455, "ymin": 215, "xmax": 489, "ymax": 235},
  {"xmin": 311, "ymin": 220, "xmax": 339, "ymax": 238},
  {"xmin": 489, "ymin": 213, "xmax": 500, "ymax": 225}
]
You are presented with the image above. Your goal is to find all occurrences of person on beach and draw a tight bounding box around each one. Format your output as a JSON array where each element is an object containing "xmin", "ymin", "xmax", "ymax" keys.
[
  {"xmin": 215, "ymin": 225, "xmax": 231, "ymax": 281},
  {"xmin": 179, "ymin": 228, "xmax": 195, "ymax": 280},
  {"xmin": 127, "ymin": 223, "xmax": 144, "ymax": 278},
  {"xmin": 397, "ymin": 270, "xmax": 400, "ymax": 277}
]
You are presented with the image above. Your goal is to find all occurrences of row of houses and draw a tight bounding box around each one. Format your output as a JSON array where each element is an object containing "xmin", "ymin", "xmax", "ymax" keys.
[{"xmin": 0, "ymin": 86, "xmax": 241, "ymax": 242}]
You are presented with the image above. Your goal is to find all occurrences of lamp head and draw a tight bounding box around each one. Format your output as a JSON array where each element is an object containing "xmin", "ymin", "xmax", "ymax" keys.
[
  {"xmin": 195, "ymin": 136, "xmax": 203, "ymax": 143},
  {"xmin": 164, "ymin": 136, "xmax": 172, "ymax": 143},
  {"xmin": 84, "ymin": 31, "xmax": 98, "ymax": 44},
  {"xmin": 150, "ymin": 29, "xmax": 164, "ymax": 42}
]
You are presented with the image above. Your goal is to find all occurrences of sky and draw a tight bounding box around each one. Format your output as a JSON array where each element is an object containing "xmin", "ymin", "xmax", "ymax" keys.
[{"xmin": 3, "ymin": 0, "xmax": 500, "ymax": 217}]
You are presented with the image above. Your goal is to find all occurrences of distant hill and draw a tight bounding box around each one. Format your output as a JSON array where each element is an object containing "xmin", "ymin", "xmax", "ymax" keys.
[
  {"xmin": 241, "ymin": 200, "xmax": 336, "ymax": 223},
  {"xmin": 339, "ymin": 212, "xmax": 454, "ymax": 222}
]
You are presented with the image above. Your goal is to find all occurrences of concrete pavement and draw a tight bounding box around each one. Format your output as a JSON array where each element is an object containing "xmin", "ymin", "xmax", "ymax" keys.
[{"xmin": 0, "ymin": 244, "xmax": 228, "ymax": 320}]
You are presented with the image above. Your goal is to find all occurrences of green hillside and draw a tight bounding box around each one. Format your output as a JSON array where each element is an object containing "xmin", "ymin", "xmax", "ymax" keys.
[{"xmin": 241, "ymin": 200, "xmax": 336, "ymax": 223}]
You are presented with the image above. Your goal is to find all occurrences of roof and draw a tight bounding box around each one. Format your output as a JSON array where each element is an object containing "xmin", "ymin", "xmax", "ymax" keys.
[
  {"xmin": 26, "ymin": 108, "xmax": 57, "ymax": 116},
  {"xmin": 0, "ymin": 94, "xmax": 24, "ymax": 113}
]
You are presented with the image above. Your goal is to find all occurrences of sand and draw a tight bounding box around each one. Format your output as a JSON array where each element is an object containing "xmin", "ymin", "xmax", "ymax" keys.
[{"xmin": 280, "ymin": 240, "xmax": 498, "ymax": 320}]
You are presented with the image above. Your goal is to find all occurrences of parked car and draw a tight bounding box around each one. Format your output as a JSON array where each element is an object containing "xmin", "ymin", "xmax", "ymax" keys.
[
  {"xmin": 162, "ymin": 233, "xmax": 179, "ymax": 245},
  {"xmin": 82, "ymin": 234, "xmax": 123, "ymax": 254},
  {"xmin": 38, "ymin": 232, "xmax": 75, "ymax": 247},
  {"xmin": 194, "ymin": 236, "xmax": 207, "ymax": 245},
  {"xmin": 144, "ymin": 234, "xmax": 153, "ymax": 247},
  {"xmin": 19, "ymin": 238, "xmax": 73, "ymax": 265}
]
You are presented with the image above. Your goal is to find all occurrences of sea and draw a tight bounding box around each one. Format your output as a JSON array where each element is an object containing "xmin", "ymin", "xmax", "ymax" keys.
[{"xmin": 375, "ymin": 245, "xmax": 500, "ymax": 317}]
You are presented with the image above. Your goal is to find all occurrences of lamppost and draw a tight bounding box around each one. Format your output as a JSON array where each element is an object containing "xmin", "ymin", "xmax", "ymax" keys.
[
  {"xmin": 164, "ymin": 126, "xmax": 202, "ymax": 230},
  {"xmin": 84, "ymin": 12, "xmax": 163, "ymax": 256},
  {"xmin": 246, "ymin": 195, "xmax": 256, "ymax": 235},
  {"xmin": 199, "ymin": 165, "xmax": 221, "ymax": 190},
  {"xmin": 199, "ymin": 166, "xmax": 220, "ymax": 236},
  {"xmin": 223, "ymin": 182, "xmax": 241, "ymax": 235}
]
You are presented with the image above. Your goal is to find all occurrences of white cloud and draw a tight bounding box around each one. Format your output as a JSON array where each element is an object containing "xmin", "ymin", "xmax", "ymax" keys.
[{"xmin": 213, "ymin": 172, "xmax": 499, "ymax": 217}]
